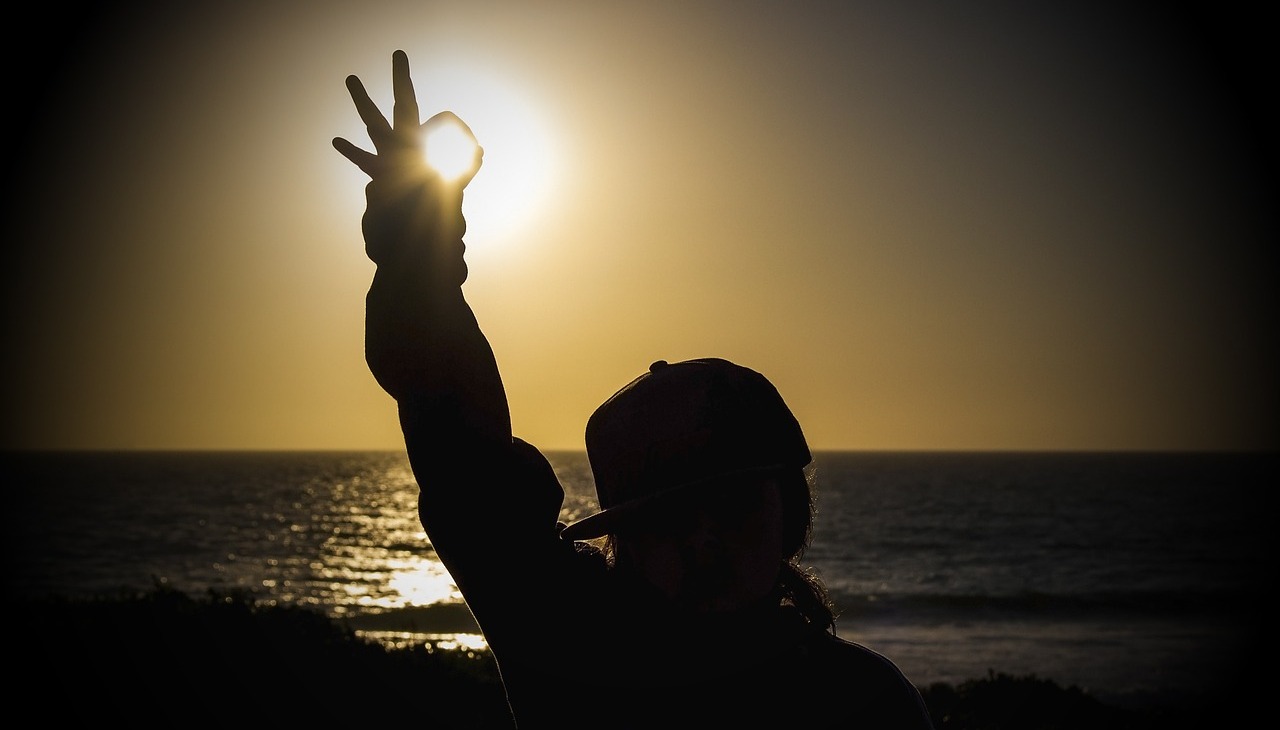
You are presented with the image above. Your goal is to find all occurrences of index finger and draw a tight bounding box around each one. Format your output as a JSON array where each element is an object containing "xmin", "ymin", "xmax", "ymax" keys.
[
  {"xmin": 346, "ymin": 74, "xmax": 393, "ymax": 146},
  {"xmin": 392, "ymin": 50, "xmax": 420, "ymax": 132}
]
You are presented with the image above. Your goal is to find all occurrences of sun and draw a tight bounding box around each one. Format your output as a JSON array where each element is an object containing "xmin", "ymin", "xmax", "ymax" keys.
[
  {"xmin": 408, "ymin": 63, "xmax": 559, "ymax": 246},
  {"xmin": 423, "ymin": 120, "xmax": 480, "ymax": 183}
]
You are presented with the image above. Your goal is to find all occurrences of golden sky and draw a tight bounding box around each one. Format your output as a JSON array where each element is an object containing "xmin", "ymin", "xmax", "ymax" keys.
[{"xmin": 4, "ymin": 1, "xmax": 1275, "ymax": 452}]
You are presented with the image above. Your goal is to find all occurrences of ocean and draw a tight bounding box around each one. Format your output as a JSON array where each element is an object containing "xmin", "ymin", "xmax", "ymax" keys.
[{"xmin": 7, "ymin": 449, "xmax": 1270, "ymax": 707}]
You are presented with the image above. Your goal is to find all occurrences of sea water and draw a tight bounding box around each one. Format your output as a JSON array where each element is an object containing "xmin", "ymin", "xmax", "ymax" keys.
[{"xmin": 7, "ymin": 449, "xmax": 1269, "ymax": 705}]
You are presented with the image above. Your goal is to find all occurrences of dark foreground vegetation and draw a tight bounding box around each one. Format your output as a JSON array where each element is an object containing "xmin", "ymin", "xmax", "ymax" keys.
[{"xmin": 12, "ymin": 587, "xmax": 1251, "ymax": 728}]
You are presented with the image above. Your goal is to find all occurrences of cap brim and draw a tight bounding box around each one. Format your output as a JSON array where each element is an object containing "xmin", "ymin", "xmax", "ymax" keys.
[
  {"xmin": 558, "ymin": 463, "xmax": 790, "ymax": 542},
  {"xmin": 558, "ymin": 504, "xmax": 634, "ymax": 541}
]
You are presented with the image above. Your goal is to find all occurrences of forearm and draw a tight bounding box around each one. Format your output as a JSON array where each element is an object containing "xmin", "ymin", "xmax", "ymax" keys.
[{"xmin": 361, "ymin": 174, "xmax": 512, "ymax": 446}]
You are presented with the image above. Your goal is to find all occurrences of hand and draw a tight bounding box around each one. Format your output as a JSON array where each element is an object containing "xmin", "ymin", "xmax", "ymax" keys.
[
  {"xmin": 333, "ymin": 50, "xmax": 483, "ymax": 188},
  {"xmin": 339, "ymin": 53, "xmax": 512, "ymax": 448},
  {"xmin": 334, "ymin": 51, "xmax": 480, "ymax": 270}
]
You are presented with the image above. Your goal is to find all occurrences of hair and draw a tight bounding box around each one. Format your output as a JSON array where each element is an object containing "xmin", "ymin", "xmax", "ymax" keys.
[
  {"xmin": 600, "ymin": 465, "xmax": 837, "ymax": 633},
  {"xmin": 776, "ymin": 465, "xmax": 836, "ymax": 634}
]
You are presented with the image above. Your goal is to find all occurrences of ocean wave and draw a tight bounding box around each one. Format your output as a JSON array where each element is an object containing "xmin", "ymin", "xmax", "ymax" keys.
[{"xmin": 827, "ymin": 587, "xmax": 1265, "ymax": 620}]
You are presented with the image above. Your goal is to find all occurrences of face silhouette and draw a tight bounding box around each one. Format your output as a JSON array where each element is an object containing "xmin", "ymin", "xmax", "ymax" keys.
[{"xmin": 616, "ymin": 475, "xmax": 786, "ymax": 614}]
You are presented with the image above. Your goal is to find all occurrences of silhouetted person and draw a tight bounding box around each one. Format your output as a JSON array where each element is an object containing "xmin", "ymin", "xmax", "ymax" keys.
[{"xmin": 334, "ymin": 50, "xmax": 934, "ymax": 729}]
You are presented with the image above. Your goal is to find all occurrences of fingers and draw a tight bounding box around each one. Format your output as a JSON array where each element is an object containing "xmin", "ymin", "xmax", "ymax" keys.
[
  {"xmin": 346, "ymin": 74, "xmax": 393, "ymax": 147},
  {"xmin": 392, "ymin": 49, "xmax": 421, "ymax": 133},
  {"xmin": 332, "ymin": 137, "xmax": 379, "ymax": 177},
  {"xmin": 338, "ymin": 52, "xmax": 475, "ymax": 184}
]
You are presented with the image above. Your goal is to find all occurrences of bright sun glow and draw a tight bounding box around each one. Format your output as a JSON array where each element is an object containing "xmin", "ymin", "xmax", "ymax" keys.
[
  {"xmin": 423, "ymin": 121, "xmax": 479, "ymax": 182},
  {"xmin": 409, "ymin": 63, "xmax": 559, "ymax": 245}
]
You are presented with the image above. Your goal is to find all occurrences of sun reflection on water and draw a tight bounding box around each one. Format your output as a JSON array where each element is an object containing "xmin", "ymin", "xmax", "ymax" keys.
[
  {"xmin": 384, "ymin": 557, "xmax": 461, "ymax": 607},
  {"xmin": 319, "ymin": 553, "xmax": 461, "ymax": 611},
  {"xmin": 357, "ymin": 631, "xmax": 489, "ymax": 653}
]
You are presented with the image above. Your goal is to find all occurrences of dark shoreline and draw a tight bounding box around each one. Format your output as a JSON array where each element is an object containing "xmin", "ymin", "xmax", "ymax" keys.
[{"xmin": 14, "ymin": 587, "xmax": 1256, "ymax": 728}]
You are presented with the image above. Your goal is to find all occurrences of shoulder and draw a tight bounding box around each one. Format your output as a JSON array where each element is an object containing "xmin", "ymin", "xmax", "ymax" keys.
[
  {"xmin": 804, "ymin": 633, "xmax": 935, "ymax": 728},
  {"xmin": 810, "ymin": 633, "xmax": 910, "ymax": 675}
]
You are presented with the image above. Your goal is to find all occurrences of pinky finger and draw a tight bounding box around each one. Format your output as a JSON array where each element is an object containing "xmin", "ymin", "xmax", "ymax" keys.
[{"xmin": 332, "ymin": 137, "xmax": 380, "ymax": 177}]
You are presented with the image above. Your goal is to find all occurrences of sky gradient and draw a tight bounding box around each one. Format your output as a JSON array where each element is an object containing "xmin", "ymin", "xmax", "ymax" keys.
[{"xmin": 5, "ymin": 1, "xmax": 1275, "ymax": 452}]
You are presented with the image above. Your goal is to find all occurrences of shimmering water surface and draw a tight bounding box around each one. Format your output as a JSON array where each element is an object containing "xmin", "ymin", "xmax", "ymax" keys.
[{"xmin": 8, "ymin": 449, "xmax": 1270, "ymax": 702}]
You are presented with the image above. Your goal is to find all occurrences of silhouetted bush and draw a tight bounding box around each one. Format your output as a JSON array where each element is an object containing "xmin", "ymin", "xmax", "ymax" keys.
[
  {"xmin": 13, "ymin": 585, "xmax": 513, "ymax": 726},
  {"xmin": 919, "ymin": 669, "xmax": 1249, "ymax": 730},
  {"xmin": 922, "ymin": 671, "xmax": 1141, "ymax": 729},
  {"xmin": 12, "ymin": 587, "xmax": 1252, "ymax": 728}
]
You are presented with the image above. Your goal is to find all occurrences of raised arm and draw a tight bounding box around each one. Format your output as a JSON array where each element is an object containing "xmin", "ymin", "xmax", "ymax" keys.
[
  {"xmin": 333, "ymin": 54, "xmax": 571, "ymax": 635},
  {"xmin": 333, "ymin": 50, "xmax": 511, "ymax": 448}
]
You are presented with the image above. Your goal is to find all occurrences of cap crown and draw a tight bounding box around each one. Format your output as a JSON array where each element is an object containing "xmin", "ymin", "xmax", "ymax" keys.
[{"xmin": 585, "ymin": 358, "xmax": 812, "ymax": 513}]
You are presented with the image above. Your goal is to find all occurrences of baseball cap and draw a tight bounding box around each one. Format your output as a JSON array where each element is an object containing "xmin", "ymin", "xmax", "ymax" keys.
[{"xmin": 560, "ymin": 358, "xmax": 811, "ymax": 540}]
